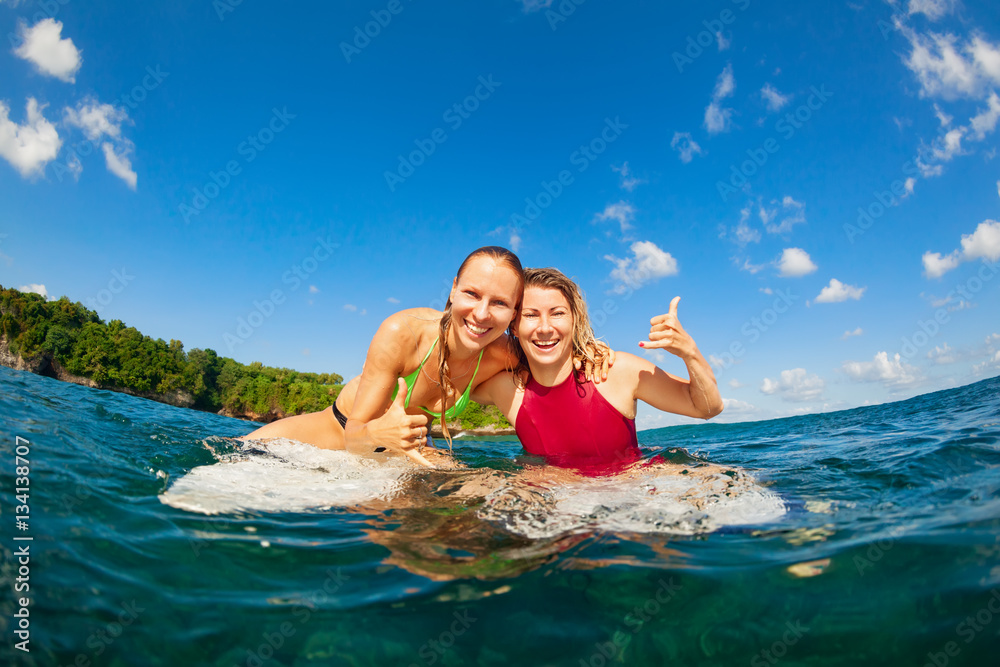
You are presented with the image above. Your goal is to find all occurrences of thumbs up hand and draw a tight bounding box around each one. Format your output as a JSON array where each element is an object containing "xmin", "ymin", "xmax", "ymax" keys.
[
  {"xmin": 369, "ymin": 378, "xmax": 436, "ymax": 467},
  {"xmin": 639, "ymin": 297, "xmax": 698, "ymax": 360}
]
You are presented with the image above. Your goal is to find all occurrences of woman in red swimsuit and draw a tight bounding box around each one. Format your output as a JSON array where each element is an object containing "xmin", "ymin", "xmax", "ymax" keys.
[{"xmin": 473, "ymin": 268, "xmax": 724, "ymax": 472}]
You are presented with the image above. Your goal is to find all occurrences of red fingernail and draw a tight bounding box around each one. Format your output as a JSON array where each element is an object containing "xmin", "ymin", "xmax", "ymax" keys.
[{"xmin": 639, "ymin": 342, "xmax": 645, "ymax": 347}]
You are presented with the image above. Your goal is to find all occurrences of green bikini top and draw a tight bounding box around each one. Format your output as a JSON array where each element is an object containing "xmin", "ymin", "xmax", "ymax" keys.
[{"xmin": 388, "ymin": 337, "xmax": 484, "ymax": 420}]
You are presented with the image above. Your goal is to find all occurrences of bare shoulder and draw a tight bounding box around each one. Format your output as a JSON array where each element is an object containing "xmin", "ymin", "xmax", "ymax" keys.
[
  {"xmin": 609, "ymin": 350, "xmax": 655, "ymax": 375},
  {"xmin": 376, "ymin": 309, "xmax": 441, "ymax": 343}
]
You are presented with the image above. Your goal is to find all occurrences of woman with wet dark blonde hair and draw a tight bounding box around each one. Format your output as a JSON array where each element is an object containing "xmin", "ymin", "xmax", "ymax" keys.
[
  {"xmin": 474, "ymin": 267, "xmax": 723, "ymax": 472},
  {"xmin": 243, "ymin": 249, "xmax": 613, "ymax": 467}
]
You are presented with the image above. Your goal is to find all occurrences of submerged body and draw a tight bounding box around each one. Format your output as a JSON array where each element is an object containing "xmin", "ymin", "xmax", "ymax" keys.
[{"xmin": 515, "ymin": 371, "xmax": 640, "ymax": 472}]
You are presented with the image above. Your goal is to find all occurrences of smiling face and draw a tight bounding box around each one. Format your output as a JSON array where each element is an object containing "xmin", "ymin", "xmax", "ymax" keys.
[
  {"xmin": 516, "ymin": 285, "xmax": 576, "ymax": 371},
  {"xmin": 449, "ymin": 255, "xmax": 522, "ymax": 350}
]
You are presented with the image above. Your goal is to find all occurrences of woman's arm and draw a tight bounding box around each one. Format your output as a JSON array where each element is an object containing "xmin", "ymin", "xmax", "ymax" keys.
[
  {"xmin": 470, "ymin": 370, "xmax": 520, "ymax": 426},
  {"xmin": 633, "ymin": 297, "xmax": 724, "ymax": 419},
  {"xmin": 343, "ymin": 313, "xmax": 436, "ymax": 466}
]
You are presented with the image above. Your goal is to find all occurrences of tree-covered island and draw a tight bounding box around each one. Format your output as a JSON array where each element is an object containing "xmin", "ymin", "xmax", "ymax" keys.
[{"xmin": 0, "ymin": 285, "xmax": 511, "ymax": 433}]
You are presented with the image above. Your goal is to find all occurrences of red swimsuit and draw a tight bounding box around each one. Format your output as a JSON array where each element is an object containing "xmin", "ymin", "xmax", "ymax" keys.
[{"xmin": 515, "ymin": 371, "xmax": 641, "ymax": 473}]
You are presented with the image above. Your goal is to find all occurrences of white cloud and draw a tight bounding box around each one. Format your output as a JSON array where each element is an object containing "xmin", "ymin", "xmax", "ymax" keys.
[
  {"xmin": 922, "ymin": 250, "xmax": 962, "ymax": 277},
  {"xmin": 908, "ymin": 0, "xmax": 956, "ymax": 20},
  {"xmin": 605, "ymin": 241, "xmax": 678, "ymax": 291},
  {"xmin": 309, "ymin": 285, "xmax": 320, "ymax": 294},
  {"xmin": 716, "ymin": 31, "xmax": 730, "ymax": 51},
  {"xmin": 815, "ymin": 279, "xmax": 866, "ymax": 303},
  {"xmin": 734, "ymin": 222, "xmax": 761, "ymax": 246},
  {"xmin": 841, "ymin": 351, "xmax": 920, "ymax": 387},
  {"xmin": 594, "ymin": 201, "xmax": 635, "ymax": 233},
  {"xmin": 387, "ymin": 297, "xmax": 401, "ymax": 304},
  {"xmin": 760, "ymin": 368, "xmax": 825, "ymax": 402},
  {"xmin": 0, "ymin": 98, "xmax": 61, "ymax": 178},
  {"xmin": 778, "ymin": 247, "xmax": 818, "ymax": 277},
  {"xmin": 18, "ymin": 283, "xmax": 48, "ymax": 299},
  {"xmin": 14, "ymin": 19, "xmax": 82, "ymax": 83},
  {"xmin": 934, "ymin": 103, "xmax": 953, "ymax": 126},
  {"xmin": 762, "ymin": 196, "xmax": 806, "ymax": 234},
  {"xmin": 932, "ymin": 127, "xmax": 965, "ymax": 161},
  {"xmin": 509, "ymin": 229, "xmax": 522, "ymax": 252},
  {"xmin": 728, "ymin": 378, "xmax": 745, "ymax": 389},
  {"xmin": 969, "ymin": 92, "xmax": 1000, "ymax": 140},
  {"xmin": 924, "ymin": 219, "xmax": 1000, "ymax": 277},
  {"xmin": 900, "ymin": 27, "xmax": 1000, "ymax": 100},
  {"xmin": 670, "ymin": 132, "xmax": 704, "ymax": 163},
  {"xmin": 760, "ymin": 83, "xmax": 790, "ymax": 112},
  {"xmin": 101, "ymin": 142, "xmax": 137, "ymax": 190},
  {"xmin": 705, "ymin": 65, "xmax": 736, "ymax": 134},
  {"xmin": 959, "ymin": 219, "xmax": 1000, "ymax": 260},
  {"xmin": 841, "ymin": 327, "xmax": 864, "ymax": 340},
  {"xmin": 66, "ymin": 152, "xmax": 82, "ymax": 181},
  {"xmin": 740, "ymin": 258, "xmax": 767, "ymax": 274},
  {"xmin": 722, "ymin": 398, "xmax": 756, "ymax": 414},
  {"xmin": 63, "ymin": 99, "xmax": 139, "ymax": 188},
  {"xmin": 713, "ymin": 64, "xmax": 735, "ymax": 100},
  {"xmin": 343, "ymin": 304, "xmax": 358, "ymax": 312},
  {"xmin": 642, "ymin": 347, "xmax": 667, "ymax": 363},
  {"xmin": 704, "ymin": 103, "xmax": 732, "ymax": 134},
  {"xmin": 972, "ymin": 334, "xmax": 1000, "ymax": 375},
  {"xmin": 927, "ymin": 342, "xmax": 958, "ymax": 364},
  {"xmin": 721, "ymin": 204, "xmax": 761, "ymax": 247},
  {"xmin": 611, "ymin": 162, "xmax": 645, "ymax": 191},
  {"xmin": 64, "ymin": 100, "xmax": 128, "ymax": 141}
]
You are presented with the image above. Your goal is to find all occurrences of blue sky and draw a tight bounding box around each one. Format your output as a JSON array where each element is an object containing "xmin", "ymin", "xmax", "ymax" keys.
[{"xmin": 1, "ymin": 0, "xmax": 998, "ymax": 429}]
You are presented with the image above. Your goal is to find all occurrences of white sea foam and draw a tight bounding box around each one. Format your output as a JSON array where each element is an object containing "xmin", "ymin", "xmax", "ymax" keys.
[
  {"xmin": 476, "ymin": 468, "xmax": 787, "ymax": 538},
  {"xmin": 161, "ymin": 440, "xmax": 786, "ymax": 535},
  {"xmin": 159, "ymin": 439, "xmax": 412, "ymax": 514}
]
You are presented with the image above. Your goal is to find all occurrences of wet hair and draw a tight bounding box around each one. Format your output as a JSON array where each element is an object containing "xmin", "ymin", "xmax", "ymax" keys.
[
  {"xmin": 437, "ymin": 246, "xmax": 524, "ymax": 445},
  {"xmin": 507, "ymin": 267, "xmax": 601, "ymax": 386}
]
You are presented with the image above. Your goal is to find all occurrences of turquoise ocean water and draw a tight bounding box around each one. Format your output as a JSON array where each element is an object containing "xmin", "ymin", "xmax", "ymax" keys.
[{"xmin": 2, "ymin": 364, "xmax": 999, "ymax": 666}]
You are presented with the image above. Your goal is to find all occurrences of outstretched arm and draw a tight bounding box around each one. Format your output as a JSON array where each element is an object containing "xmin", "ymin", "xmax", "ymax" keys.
[{"xmin": 634, "ymin": 297, "xmax": 723, "ymax": 419}]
